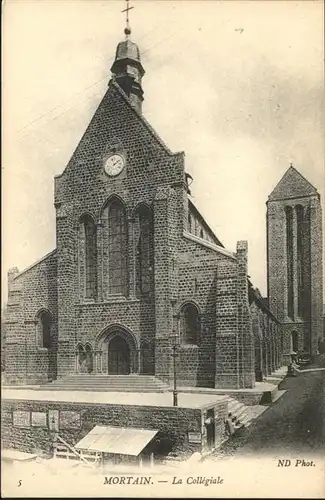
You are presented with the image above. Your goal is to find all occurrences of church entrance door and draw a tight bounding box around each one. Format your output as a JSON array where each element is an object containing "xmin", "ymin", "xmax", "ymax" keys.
[{"xmin": 108, "ymin": 336, "xmax": 130, "ymax": 375}]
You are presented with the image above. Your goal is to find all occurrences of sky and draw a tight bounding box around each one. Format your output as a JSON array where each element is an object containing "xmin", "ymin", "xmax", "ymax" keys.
[{"xmin": 2, "ymin": 0, "xmax": 324, "ymax": 304}]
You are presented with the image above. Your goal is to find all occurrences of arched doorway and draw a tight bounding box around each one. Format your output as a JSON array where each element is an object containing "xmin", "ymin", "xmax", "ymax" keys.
[{"xmin": 108, "ymin": 335, "xmax": 131, "ymax": 375}]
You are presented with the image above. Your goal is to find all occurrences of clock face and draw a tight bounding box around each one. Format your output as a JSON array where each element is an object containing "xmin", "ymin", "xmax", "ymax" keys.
[{"xmin": 104, "ymin": 154, "xmax": 125, "ymax": 177}]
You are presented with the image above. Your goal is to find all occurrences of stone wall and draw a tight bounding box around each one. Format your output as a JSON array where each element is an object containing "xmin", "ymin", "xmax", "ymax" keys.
[
  {"xmin": 5, "ymin": 251, "xmax": 58, "ymax": 385},
  {"xmin": 309, "ymin": 196, "xmax": 323, "ymax": 355},
  {"xmin": 214, "ymin": 242, "xmax": 256, "ymax": 389},
  {"xmin": 1, "ymin": 398, "xmax": 228, "ymax": 458}
]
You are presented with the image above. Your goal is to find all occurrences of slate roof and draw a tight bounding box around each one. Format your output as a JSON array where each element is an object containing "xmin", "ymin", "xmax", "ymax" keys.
[{"xmin": 268, "ymin": 166, "xmax": 318, "ymax": 202}]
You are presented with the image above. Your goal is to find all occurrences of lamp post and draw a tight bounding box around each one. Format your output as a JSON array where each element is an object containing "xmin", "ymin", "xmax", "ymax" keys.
[
  {"xmin": 170, "ymin": 309, "xmax": 180, "ymax": 407},
  {"xmin": 170, "ymin": 298, "xmax": 180, "ymax": 407}
]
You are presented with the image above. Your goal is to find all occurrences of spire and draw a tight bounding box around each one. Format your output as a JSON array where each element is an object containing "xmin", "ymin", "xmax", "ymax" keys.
[{"xmin": 110, "ymin": 0, "xmax": 145, "ymax": 113}]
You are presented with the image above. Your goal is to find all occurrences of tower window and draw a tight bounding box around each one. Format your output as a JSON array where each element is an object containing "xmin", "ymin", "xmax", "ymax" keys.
[
  {"xmin": 285, "ymin": 206, "xmax": 294, "ymax": 319},
  {"xmin": 296, "ymin": 205, "xmax": 304, "ymax": 317},
  {"xmin": 180, "ymin": 303, "xmax": 199, "ymax": 345},
  {"xmin": 108, "ymin": 200, "xmax": 128, "ymax": 295}
]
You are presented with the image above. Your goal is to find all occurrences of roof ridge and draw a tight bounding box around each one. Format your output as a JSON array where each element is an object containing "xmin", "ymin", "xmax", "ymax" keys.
[{"xmin": 110, "ymin": 79, "xmax": 184, "ymax": 158}]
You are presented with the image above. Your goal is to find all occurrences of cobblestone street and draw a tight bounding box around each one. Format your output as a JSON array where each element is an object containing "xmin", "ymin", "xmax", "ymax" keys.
[{"xmin": 212, "ymin": 356, "xmax": 325, "ymax": 459}]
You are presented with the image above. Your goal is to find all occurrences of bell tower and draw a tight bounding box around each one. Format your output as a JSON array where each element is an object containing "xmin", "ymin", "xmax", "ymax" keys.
[
  {"xmin": 267, "ymin": 164, "xmax": 323, "ymax": 357},
  {"xmin": 110, "ymin": 0, "xmax": 145, "ymax": 113}
]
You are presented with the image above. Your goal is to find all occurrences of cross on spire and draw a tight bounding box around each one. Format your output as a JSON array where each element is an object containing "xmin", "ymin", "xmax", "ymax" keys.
[{"xmin": 122, "ymin": 0, "xmax": 134, "ymax": 37}]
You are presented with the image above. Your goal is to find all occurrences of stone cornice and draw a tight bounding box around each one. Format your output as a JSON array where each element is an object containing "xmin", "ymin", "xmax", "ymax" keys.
[{"xmin": 183, "ymin": 231, "xmax": 237, "ymax": 261}]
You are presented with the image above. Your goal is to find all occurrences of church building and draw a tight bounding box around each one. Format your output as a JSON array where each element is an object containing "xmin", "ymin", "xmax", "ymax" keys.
[{"xmin": 4, "ymin": 19, "xmax": 323, "ymax": 389}]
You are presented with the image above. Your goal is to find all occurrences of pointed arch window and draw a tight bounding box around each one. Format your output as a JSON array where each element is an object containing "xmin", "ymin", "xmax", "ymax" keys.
[
  {"xmin": 136, "ymin": 206, "xmax": 153, "ymax": 296},
  {"xmin": 180, "ymin": 303, "xmax": 199, "ymax": 345},
  {"xmin": 108, "ymin": 200, "xmax": 128, "ymax": 295},
  {"xmin": 296, "ymin": 205, "xmax": 304, "ymax": 317},
  {"xmin": 285, "ymin": 206, "xmax": 294, "ymax": 319},
  {"xmin": 81, "ymin": 215, "xmax": 98, "ymax": 299}
]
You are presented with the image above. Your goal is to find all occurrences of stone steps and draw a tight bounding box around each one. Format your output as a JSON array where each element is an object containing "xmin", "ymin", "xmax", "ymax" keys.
[
  {"xmin": 226, "ymin": 369, "xmax": 287, "ymax": 431},
  {"xmin": 227, "ymin": 397, "xmax": 267, "ymax": 434},
  {"xmin": 227, "ymin": 395, "xmax": 271, "ymax": 435},
  {"xmin": 227, "ymin": 398, "xmax": 246, "ymax": 433},
  {"xmin": 40, "ymin": 375, "xmax": 170, "ymax": 393}
]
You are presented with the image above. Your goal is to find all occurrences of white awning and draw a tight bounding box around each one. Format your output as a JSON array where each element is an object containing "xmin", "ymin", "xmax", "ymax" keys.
[{"xmin": 75, "ymin": 425, "xmax": 158, "ymax": 456}]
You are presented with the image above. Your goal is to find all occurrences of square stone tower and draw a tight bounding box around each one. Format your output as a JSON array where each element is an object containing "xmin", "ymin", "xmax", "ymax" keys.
[{"xmin": 267, "ymin": 166, "xmax": 323, "ymax": 357}]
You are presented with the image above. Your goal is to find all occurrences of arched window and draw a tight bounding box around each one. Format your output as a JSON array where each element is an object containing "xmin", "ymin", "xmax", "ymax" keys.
[
  {"xmin": 285, "ymin": 206, "xmax": 294, "ymax": 319},
  {"xmin": 36, "ymin": 310, "xmax": 52, "ymax": 348},
  {"xmin": 200, "ymin": 228, "xmax": 204, "ymax": 239},
  {"xmin": 81, "ymin": 215, "xmax": 97, "ymax": 299},
  {"xmin": 296, "ymin": 205, "xmax": 304, "ymax": 317},
  {"xmin": 108, "ymin": 200, "xmax": 127, "ymax": 295},
  {"xmin": 180, "ymin": 303, "xmax": 199, "ymax": 345},
  {"xmin": 136, "ymin": 206, "xmax": 153, "ymax": 296}
]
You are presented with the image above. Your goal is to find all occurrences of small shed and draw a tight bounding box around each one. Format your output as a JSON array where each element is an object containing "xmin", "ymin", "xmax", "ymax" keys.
[{"xmin": 75, "ymin": 425, "xmax": 158, "ymax": 467}]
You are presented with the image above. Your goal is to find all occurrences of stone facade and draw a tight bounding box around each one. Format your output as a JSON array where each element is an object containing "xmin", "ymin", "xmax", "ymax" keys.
[{"xmin": 4, "ymin": 33, "xmax": 295, "ymax": 390}]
